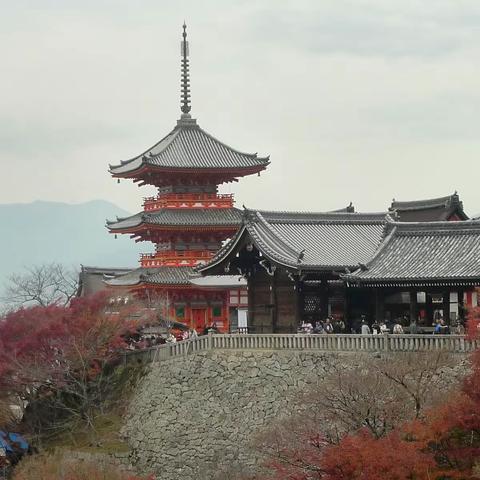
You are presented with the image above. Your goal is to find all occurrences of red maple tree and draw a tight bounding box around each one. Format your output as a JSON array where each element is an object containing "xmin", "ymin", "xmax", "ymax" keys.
[{"xmin": 0, "ymin": 293, "xmax": 143, "ymax": 431}]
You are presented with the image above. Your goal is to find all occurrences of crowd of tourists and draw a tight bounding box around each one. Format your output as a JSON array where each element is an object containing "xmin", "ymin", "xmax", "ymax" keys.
[
  {"xmin": 298, "ymin": 315, "xmax": 465, "ymax": 335},
  {"xmin": 299, "ymin": 316, "xmax": 346, "ymax": 334}
]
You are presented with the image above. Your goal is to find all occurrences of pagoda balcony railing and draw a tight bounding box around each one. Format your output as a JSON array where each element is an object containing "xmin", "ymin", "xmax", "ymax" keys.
[
  {"xmin": 122, "ymin": 333, "xmax": 479, "ymax": 365},
  {"xmin": 140, "ymin": 250, "xmax": 213, "ymax": 267},
  {"xmin": 143, "ymin": 193, "xmax": 234, "ymax": 211}
]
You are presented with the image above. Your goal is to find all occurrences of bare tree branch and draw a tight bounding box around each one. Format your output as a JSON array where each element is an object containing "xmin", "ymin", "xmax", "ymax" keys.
[{"xmin": 1, "ymin": 263, "xmax": 79, "ymax": 309}]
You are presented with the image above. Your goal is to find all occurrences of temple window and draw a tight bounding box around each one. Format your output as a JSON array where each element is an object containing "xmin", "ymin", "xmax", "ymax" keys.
[{"xmin": 450, "ymin": 292, "xmax": 459, "ymax": 321}]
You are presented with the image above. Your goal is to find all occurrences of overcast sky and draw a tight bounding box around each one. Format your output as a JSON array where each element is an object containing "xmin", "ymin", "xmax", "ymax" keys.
[{"xmin": 1, "ymin": 0, "xmax": 480, "ymax": 215}]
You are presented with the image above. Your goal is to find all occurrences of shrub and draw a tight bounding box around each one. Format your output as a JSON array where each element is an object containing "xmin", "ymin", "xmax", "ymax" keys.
[{"xmin": 12, "ymin": 452, "xmax": 154, "ymax": 480}]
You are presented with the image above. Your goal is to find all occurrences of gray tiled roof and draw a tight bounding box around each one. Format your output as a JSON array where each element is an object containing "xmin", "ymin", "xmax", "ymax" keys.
[
  {"xmin": 389, "ymin": 193, "xmax": 468, "ymax": 221},
  {"xmin": 390, "ymin": 193, "xmax": 460, "ymax": 211},
  {"xmin": 109, "ymin": 118, "xmax": 269, "ymax": 175},
  {"xmin": 107, "ymin": 208, "xmax": 243, "ymax": 231},
  {"xmin": 200, "ymin": 209, "xmax": 390, "ymax": 272},
  {"xmin": 105, "ymin": 267, "xmax": 194, "ymax": 286},
  {"xmin": 347, "ymin": 220, "xmax": 480, "ymax": 283}
]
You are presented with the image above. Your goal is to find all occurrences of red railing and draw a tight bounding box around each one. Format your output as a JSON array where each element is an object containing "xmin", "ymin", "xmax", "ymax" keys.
[
  {"xmin": 143, "ymin": 193, "xmax": 234, "ymax": 211},
  {"xmin": 140, "ymin": 250, "xmax": 214, "ymax": 267}
]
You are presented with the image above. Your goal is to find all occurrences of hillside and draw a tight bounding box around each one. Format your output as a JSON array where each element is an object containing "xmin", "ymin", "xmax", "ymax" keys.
[{"xmin": 0, "ymin": 200, "xmax": 143, "ymax": 290}]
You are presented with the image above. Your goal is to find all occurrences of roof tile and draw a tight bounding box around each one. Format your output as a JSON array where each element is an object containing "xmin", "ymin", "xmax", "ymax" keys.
[
  {"xmin": 349, "ymin": 221, "xmax": 480, "ymax": 282},
  {"xmin": 110, "ymin": 120, "xmax": 269, "ymax": 175}
]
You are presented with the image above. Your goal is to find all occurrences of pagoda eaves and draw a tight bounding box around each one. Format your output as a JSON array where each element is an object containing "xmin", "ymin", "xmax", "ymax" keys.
[
  {"xmin": 109, "ymin": 116, "xmax": 269, "ymax": 186},
  {"xmin": 105, "ymin": 266, "xmax": 194, "ymax": 288},
  {"xmin": 107, "ymin": 207, "xmax": 242, "ymax": 232}
]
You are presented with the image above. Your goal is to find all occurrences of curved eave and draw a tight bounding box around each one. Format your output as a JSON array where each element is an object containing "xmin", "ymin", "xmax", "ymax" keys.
[
  {"xmin": 107, "ymin": 223, "xmax": 240, "ymax": 234},
  {"xmin": 110, "ymin": 162, "xmax": 269, "ymax": 179},
  {"xmin": 346, "ymin": 276, "xmax": 480, "ymax": 287},
  {"xmin": 106, "ymin": 282, "xmax": 193, "ymax": 290},
  {"xmin": 139, "ymin": 281, "xmax": 193, "ymax": 289}
]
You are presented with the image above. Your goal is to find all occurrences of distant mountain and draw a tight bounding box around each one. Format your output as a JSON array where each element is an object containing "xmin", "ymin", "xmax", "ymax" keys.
[{"xmin": 0, "ymin": 200, "xmax": 144, "ymax": 290}]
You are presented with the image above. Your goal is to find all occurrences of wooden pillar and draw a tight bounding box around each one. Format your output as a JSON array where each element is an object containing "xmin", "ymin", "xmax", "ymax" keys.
[
  {"xmin": 426, "ymin": 291, "xmax": 433, "ymax": 326},
  {"xmin": 375, "ymin": 289, "xmax": 385, "ymax": 322},
  {"xmin": 344, "ymin": 287, "xmax": 350, "ymax": 330},
  {"xmin": 443, "ymin": 290, "xmax": 450, "ymax": 324},
  {"xmin": 320, "ymin": 279, "xmax": 329, "ymax": 319},
  {"xmin": 458, "ymin": 289, "xmax": 465, "ymax": 322},
  {"xmin": 247, "ymin": 278, "xmax": 255, "ymax": 333},
  {"xmin": 295, "ymin": 279, "xmax": 303, "ymax": 327},
  {"xmin": 270, "ymin": 271, "xmax": 278, "ymax": 333},
  {"xmin": 409, "ymin": 289, "xmax": 417, "ymax": 323}
]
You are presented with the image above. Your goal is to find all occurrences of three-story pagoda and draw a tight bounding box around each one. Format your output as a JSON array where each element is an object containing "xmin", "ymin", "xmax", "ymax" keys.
[{"xmin": 105, "ymin": 25, "xmax": 269, "ymax": 331}]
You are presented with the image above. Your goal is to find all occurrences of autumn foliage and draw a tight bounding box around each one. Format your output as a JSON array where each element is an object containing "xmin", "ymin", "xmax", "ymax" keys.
[
  {"xmin": 259, "ymin": 296, "xmax": 480, "ymax": 480},
  {"xmin": 0, "ymin": 293, "xmax": 143, "ymax": 432}
]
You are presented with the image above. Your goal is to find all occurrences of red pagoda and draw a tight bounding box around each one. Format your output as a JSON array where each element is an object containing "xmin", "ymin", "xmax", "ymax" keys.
[{"xmin": 105, "ymin": 25, "xmax": 269, "ymax": 332}]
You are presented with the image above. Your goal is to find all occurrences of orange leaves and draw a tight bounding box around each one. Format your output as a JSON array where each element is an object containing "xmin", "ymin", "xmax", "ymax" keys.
[
  {"xmin": 258, "ymin": 343, "xmax": 480, "ymax": 480},
  {"xmin": 321, "ymin": 430, "xmax": 438, "ymax": 480}
]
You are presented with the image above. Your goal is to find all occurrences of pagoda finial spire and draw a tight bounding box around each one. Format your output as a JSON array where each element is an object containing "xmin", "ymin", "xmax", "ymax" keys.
[{"xmin": 180, "ymin": 22, "xmax": 191, "ymax": 115}]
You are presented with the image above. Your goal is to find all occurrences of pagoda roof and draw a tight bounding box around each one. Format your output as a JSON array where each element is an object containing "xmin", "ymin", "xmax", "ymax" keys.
[
  {"xmin": 109, "ymin": 116, "xmax": 269, "ymax": 177},
  {"xmin": 106, "ymin": 207, "xmax": 243, "ymax": 231},
  {"xmin": 105, "ymin": 266, "xmax": 194, "ymax": 287},
  {"xmin": 345, "ymin": 220, "xmax": 480, "ymax": 286},
  {"xmin": 199, "ymin": 209, "xmax": 391, "ymax": 272},
  {"xmin": 389, "ymin": 192, "xmax": 468, "ymax": 221}
]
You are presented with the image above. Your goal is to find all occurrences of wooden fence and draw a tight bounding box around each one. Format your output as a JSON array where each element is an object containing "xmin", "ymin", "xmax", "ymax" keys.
[{"xmin": 122, "ymin": 333, "xmax": 479, "ymax": 365}]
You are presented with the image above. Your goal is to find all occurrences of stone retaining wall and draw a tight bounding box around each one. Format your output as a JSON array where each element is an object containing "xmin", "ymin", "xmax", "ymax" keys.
[{"xmin": 121, "ymin": 350, "xmax": 468, "ymax": 480}]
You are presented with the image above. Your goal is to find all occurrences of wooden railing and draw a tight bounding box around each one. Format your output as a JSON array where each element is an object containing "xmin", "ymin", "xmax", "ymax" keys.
[
  {"xmin": 143, "ymin": 193, "xmax": 234, "ymax": 211},
  {"xmin": 140, "ymin": 250, "xmax": 213, "ymax": 267},
  {"xmin": 122, "ymin": 334, "xmax": 479, "ymax": 365}
]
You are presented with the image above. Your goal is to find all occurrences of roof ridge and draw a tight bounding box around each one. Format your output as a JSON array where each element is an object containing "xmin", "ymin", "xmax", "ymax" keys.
[
  {"xmin": 195, "ymin": 124, "xmax": 269, "ymax": 161},
  {"xmin": 248, "ymin": 212, "xmax": 302, "ymax": 266},
  {"xmin": 109, "ymin": 127, "xmax": 179, "ymax": 171},
  {"xmin": 147, "ymin": 126, "xmax": 183, "ymax": 160},
  {"xmin": 250, "ymin": 209, "xmax": 389, "ymax": 225},
  {"xmin": 392, "ymin": 219, "xmax": 480, "ymax": 230},
  {"xmin": 252, "ymin": 207, "xmax": 387, "ymax": 215}
]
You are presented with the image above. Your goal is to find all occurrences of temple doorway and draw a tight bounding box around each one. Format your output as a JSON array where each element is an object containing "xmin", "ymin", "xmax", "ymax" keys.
[{"xmin": 192, "ymin": 308, "xmax": 207, "ymax": 331}]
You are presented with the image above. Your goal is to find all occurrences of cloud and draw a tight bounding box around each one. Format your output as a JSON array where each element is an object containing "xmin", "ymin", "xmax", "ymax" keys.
[
  {"xmin": 0, "ymin": 0, "xmax": 479, "ymax": 218},
  {"xmin": 244, "ymin": 0, "xmax": 480, "ymax": 58},
  {"xmin": 366, "ymin": 92, "xmax": 480, "ymax": 141},
  {"xmin": 0, "ymin": 118, "xmax": 128, "ymax": 156}
]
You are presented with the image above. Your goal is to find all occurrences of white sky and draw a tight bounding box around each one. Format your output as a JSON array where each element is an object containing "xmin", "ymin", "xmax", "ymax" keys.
[{"xmin": 1, "ymin": 0, "xmax": 480, "ymax": 215}]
